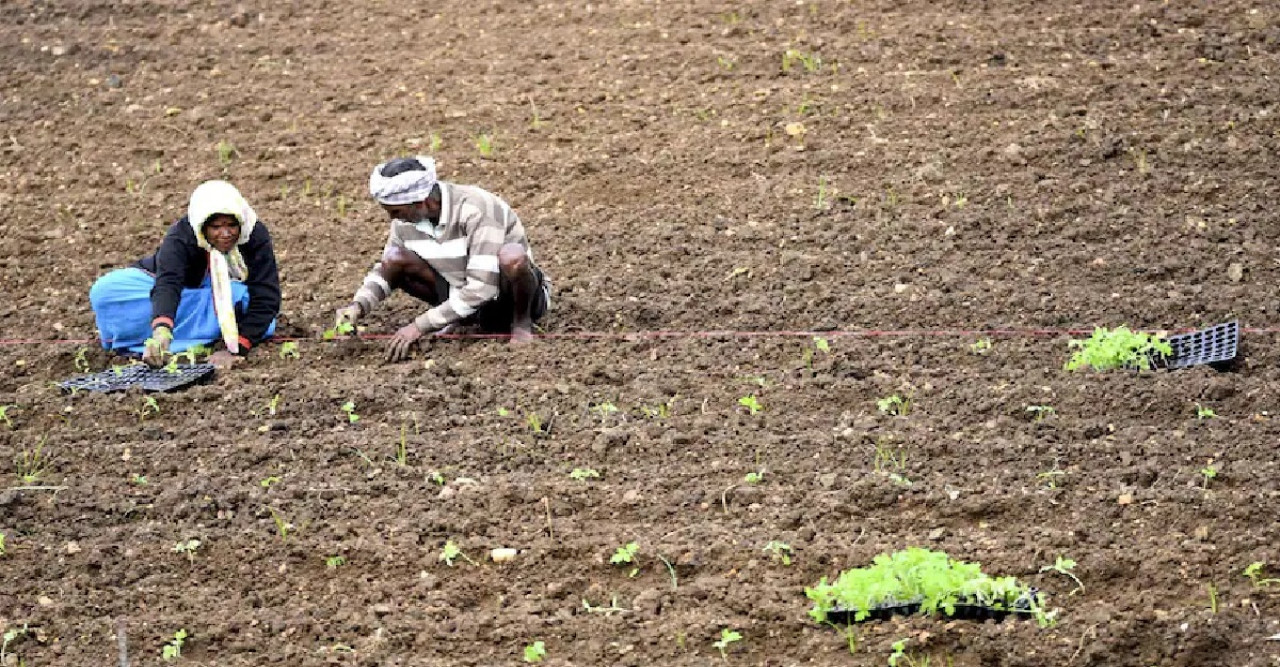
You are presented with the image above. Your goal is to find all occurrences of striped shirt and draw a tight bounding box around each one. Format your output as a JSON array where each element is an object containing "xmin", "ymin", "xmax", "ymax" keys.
[{"xmin": 352, "ymin": 182, "xmax": 531, "ymax": 331}]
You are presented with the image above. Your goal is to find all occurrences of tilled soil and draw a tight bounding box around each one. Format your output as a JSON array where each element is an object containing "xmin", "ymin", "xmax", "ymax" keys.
[{"xmin": 2, "ymin": 1, "xmax": 1280, "ymax": 665}]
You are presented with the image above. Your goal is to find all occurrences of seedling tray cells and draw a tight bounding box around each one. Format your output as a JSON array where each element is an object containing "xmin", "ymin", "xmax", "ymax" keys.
[{"xmin": 59, "ymin": 363, "xmax": 217, "ymax": 394}]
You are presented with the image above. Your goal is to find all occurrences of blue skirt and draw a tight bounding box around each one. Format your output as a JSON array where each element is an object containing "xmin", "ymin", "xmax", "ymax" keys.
[{"xmin": 89, "ymin": 267, "xmax": 276, "ymax": 353}]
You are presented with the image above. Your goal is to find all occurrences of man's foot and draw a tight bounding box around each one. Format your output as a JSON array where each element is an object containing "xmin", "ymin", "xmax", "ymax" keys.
[{"xmin": 510, "ymin": 323, "xmax": 535, "ymax": 345}]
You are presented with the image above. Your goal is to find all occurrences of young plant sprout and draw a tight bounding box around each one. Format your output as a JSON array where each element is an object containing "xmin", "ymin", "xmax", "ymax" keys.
[
  {"xmin": 1243, "ymin": 562, "xmax": 1280, "ymax": 588},
  {"xmin": 162, "ymin": 629, "xmax": 187, "ymax": 661},
  {"xmin": 744, "ymin": 470, "xmax": 764, "ymax": 484},
  {"xmin": 138, "ymin": 396, "xmax": 161, "ymax": 422},
  {"xmin": 279, "ymin": 341, "xmax": 300, "ymax": 360},
  {"xmin": 323, "ymin": 321, "xmax": 355, "ymax": 340},
  {"xmin": 589, "ymin": 401, "xmax": 619, "ymax": 420},
  {"xmin": 341, "ymin": 401, "xmax": 359, "ymax": 423},
  {"xmin": 569, "ymin": 468, "xmax": 600, "ymax": 481},
  {"xmin": 267, "ymin": 506, "xmax": 293, "ymax": 542},
  {"xmin": 1195, "ymin": 404, "xmax": 1216, "ymax": 419},
  {"xmin": 130, "ymin": 474, "xmax": 148, "ymax": 486},
  {"xmin": 970, "ymin": 338, "xmax": 992, "ymax": 355},
  {"xmin": 763, "ymin": 541, "xmax": 793, "ymax": 566},
  {"xmin": 440, "ymin": 539, "xmax": 477, "ymax": 567},
  {"xmin": 0, "ymin": 533, "xmax": 7, "ymax": 557},
  {"xmin": 611, "ymin": 541, "xmax": 641, "ymax": 577},
  {"xmin": 73, "ymin": 347, "xmax": 91, "ymax": 372},
  {"xmin": 1200, "ymin": 463, "xmax": 1218, "ymax": 489},
  {"xmin": 1039, "ymin": 555, "xmax": 1084, "ymax": 595},
  {"xmin": 326, "ymin": 555, "xmax": 347, "ymax": 569},
  {"xmin": 737, "ymin": 395, "xmax": 763, "ymax": 415},
  {"xmin": 713, "ymin": 628, "xmax": 742, "ymax": 660},
  {"xmin": 522, "ymin": 640, "xmax": 546, "ymax": 663},
  {"xmin": 1026, "ymin": 405, "xmax": 1055, "ymax": 422},
  {"xmin": 260, "ymin": 476, "xmax": 281, "ymax": 488},
  {"xmin": 476, "ymin": 133, "xmax": 495, "ymax": 157},
  {"xmin": 0, "ymin": 405, "xmax": 14, "ymax": 429},
  {"xmin": 525, "ymin": 412, "xmax": 544, "ymax": 433},
  {"xmin": 16, "ymin": 439, "xmax": 51, "ymax": 484},
  {"xmin": 173, "ymin": 539, "xmax": 201, "ymax": 562},
  {"xmin": 876, "ymin": 395, "xmax": 911, "ymax": 416}
]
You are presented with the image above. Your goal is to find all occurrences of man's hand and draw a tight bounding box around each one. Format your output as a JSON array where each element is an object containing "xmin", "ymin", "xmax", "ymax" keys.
[
  {"xmin": 142, "ymin": 326, "xmax": 173, "ymax": 367},
  {"xmin": 208, "ymin": 350, "xmax": 242, "ymax": 371},
  {"xmin": 335, "ymin": 303, "xmax": 362, "ymax": 328},
  {"xmin": 386, "ymin": 321, "xmax": 424, "ymax": 362}
]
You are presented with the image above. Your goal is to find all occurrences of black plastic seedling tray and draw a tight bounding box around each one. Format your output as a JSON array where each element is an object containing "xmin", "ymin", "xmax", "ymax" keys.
[
  {"xmin": 826, "ymin": 592, "xmax": 1039, "ymax": 625},
  {"xmin": 59, "ymin": 363, "xmax": 216, "ymax": 394},
  {"xmin": 1154, "ymin": 321, "xmax": 1240, "ymax": 371}
]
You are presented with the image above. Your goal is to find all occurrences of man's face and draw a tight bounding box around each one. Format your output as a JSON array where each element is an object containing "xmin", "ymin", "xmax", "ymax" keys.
[
  {"xmin": 203, "ymin": 214, "xmax": 241, "ymax": 253},
  {"xmin": 381, "ymin": 200, "xmax": 435, "ymax": 224}
]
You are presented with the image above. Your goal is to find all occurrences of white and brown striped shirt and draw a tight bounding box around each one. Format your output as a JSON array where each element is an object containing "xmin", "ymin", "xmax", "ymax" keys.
[{"xmin": 352, "ymin": 182, "xmax": 531, "ymax": 331}]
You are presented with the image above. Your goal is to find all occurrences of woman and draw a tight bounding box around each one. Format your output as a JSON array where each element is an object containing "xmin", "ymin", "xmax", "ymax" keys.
[{"xmin": 89, "ymin": 180, "xmax": 280, "ymax": 370}]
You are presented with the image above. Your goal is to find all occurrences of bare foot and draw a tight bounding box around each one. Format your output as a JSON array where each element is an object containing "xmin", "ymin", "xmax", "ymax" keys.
[{"xmin": 509, "ymin": 324, "xmax": 535, "ymax": 345}]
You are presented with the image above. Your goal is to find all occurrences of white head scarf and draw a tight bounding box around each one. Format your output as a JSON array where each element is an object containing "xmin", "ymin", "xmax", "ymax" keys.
[
  {"xmin": 186, "ymin": 180, "xmax": 258, "ymax": 353},
  {"xmin": 369, "ymin": 156, "xmax": 437, "ymax": 205}
]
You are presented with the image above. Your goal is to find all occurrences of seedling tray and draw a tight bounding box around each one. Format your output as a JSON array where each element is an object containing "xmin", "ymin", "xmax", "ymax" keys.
[
  {"xmin": 59, "ymin": 363, "xmax": 216, "ymax": 394},
  {"xmin": 826, "ymin": 592, "xmax": 1038, "ymax": 625},
  {"xmin": 1154, "ymin": 321, "xmax": 1239, "ymax": 371}
]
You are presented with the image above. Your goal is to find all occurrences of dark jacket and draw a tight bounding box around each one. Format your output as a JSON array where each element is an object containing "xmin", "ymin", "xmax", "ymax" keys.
[{"xmin": 134, "ymin": 217, "xmax": 281, "ymax": 351}]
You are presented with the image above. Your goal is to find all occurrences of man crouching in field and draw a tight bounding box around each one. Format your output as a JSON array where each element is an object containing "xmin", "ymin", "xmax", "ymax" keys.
[{"xmin": 334, "ymin": 156, "xmax": 550, "ymax": 361}]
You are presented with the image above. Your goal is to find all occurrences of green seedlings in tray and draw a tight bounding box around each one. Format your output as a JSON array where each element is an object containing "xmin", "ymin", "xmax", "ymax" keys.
[
  {"xmin": 763, "ymin": 541, "xmax": 793, "ymax": 566},
  {"xmin": 1243, "ymin": 562, "xmax": 1280, "ymax": 588},
  {"xmin": 440, "ymin": 539, "xmax": 477, "ymax": 567},
  {"xmin": 569, "ymin": 467, "xmax": 600, "ymax": 481},
  {"xmin": 138, "ymin": 396, "xmax": 161, "ymax": 422},
  {"xmin": 611, "ymin": 541, "xmax": 641, "ymax": 577},
  {"xmin": 173, "ymin": 539, "xmax": 201, "ymax": 562},
  {"xmin": 1200, "ymin": 463, "xmax": 1219, "ymax": 489},
  {"xmin": 326, "ymin": 555, "xmax": 347, "ymax": 569},
  {"xmin": 0, "ymin": 405, "xmax": 13, "ymax": 429},
  {"xmin": 522, "ymin": 640, "xmax": 546, "ymax": 663},
  {"xmin": 279, "ymin": 341, "xmax": 300, "ymax": 360},
  {"xmin": 1195, "ymin": 404, "xmax": 1216, "ymax": 419},
  {"xmin": 16, "ymin": 438, "xmax": 51, "ymax": 484},
  {"xmin": 1026, "ymin": 405, "xmax": 1055, "ymax": 422},
  {"xmin": 1064, "ymin": 326, "xmax": 1171, "ymax": 372},
  {"xmin": 970, "ymin": 338, "xmax": 992, "ymax": 355},
  {"xmin": 1039, "ymin": 555, "xmax": 1084, "ymax": 596},
  {"xmin": 713, "ymin": 628, "xmax": 742, "ymax": 660},
  {"xmin": 737, "ymin": 395, "xmax": 763, "ymax": 415},
  {"xmin": 162, "ymin": 629, "xmax": 187, "ymax": 661},
  {"xmin": 341, "ymin": 401, "xmax": 360, "ymax": 423},
  {"xmin": 876, "ymin": 394, "xmax": 911, "ymax": 416}
]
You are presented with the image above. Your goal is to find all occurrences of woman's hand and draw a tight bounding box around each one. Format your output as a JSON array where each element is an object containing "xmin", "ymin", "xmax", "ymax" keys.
[
  {"xmin": 142, "ymin": 326, "xmax": 173, "ymax": 367},
  {"xmin": 208, "ymin": 350, "xmax": 242, "ymax": 371}
]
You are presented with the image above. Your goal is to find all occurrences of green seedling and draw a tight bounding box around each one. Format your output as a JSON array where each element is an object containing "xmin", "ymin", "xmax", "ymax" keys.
[
  {"xmin": 523, "ymin": 640, "xmax": 546, "ymax": 663},
  {"xmin": 1036, "ymin": 469, "xmax": 1065, "ymax": 489},
  {"xmin": 260, "ymin": 476, "xmax": 281, "ymax": 488},
  {"xmin": 611, "ymin": 541, "xmax": 641, "ymax": 576},
  {"xmin": 814, "ymin": 176, "xmax": 831, "ymax": 210},
  {"xmin": 0, "ymin": 532, "xmax": 6, "ymax": 557},
  {"xmin": 2, "ymin": 624, "xmax": 29, "ymax": 664},
  {"xmin": 322, "ymin": 321, "xmax": 355, "ymax": 340},
  {"xmin": 476, "ymin": 133, "xmax": 495, "ymax": 157},
  {"xmin": 336, "ymin": 195, "xmax": 348, "ymax": 218},
  {"xmin": 0, "ymin": 405, "xmax": 13, "ymax": 428},
  {"xmin": 525, "ymin": 411, "xmax": 546, "ymax": 434},
  {"xmin": 589, "ymin": 401, "xmax": 619, "ymax": 420},
  {"xmin": 173, "ymin": 539, "xmax": 200, "ymax": 562},
  {"xmin": 582, "ymin": 595, "xmax": 630, "ymax": 615},
  {"xmin": 1064, "ymin": 326, "xmax": 1171, "ymax": 372},
  {"xmin": 74, "ymin": 346, "xmax": 91, "ymax": 372},
  {"xmin": 394, "ymin": 422, "xmax": 411, "ymax": 467},
  {"xmin": 888, "ymin": 638, "xmax": 932, "ymax": 667},
  {"xmin": 1200, "ymin": 463, "xmax": 1218, "ymax": 489},
  {"xmin": 876, "ymin": 395, "xmax": 911, "ymax": 416},
  {"xmin": 440, "ymin": 539, "xmax": 477, "ymax": 567},
  {"xmin": 527, "ymin": 97, "xmax": 544, "ymax": 130},
  {"xmin": 265, "ymin": 394, "xmax": 282, "ymax": 417},
  {"xmin": 569, "ymin": 468, "xmax": 600, "ymax": 481},
  {"xmin": 713, "ymin": 628, "xmax": 742, "ymax": 660},
  {"xmin": 1196, "ymin": 404, "xmax": 1216, "ymax": 419},
  {"xmin": 970, "ymin": 338, "xmax": 992, "ymax": 354},
  {"xmin": 640, "ymin": 395, "xmax": 677, "ymax": 419},
  {"xmin": 178, "ymin": 344, "xmax": 209, "ymax": 365},
  {"xmin": 744, "ymin": 470, "xmax": 764, "ymax": 484},
  {"xmin": 216, "ymin": 138, "xmax": 237, "ymax": 167},
  {"xmin": 138, "ymin": 396, "xmax": 161, "ymax": 422},
  {"xmin": 341, "ymin": 401, "xmax": 359, "ymax": 423},
  {"xmin": 162, "ymin": 629, "xmax": 187, "ymax": 661},
  {"xmin": 326, "ymin": 555, "xmax": 347, "ymax": 569},
  {"xmin": 872, "ymin": 437, "xmax": 906, "ymax": 474},
  {"xmin": 130, "ymin": 473, "xmax": 148, "ymax": 486},
  {"xmin": 737, "ymin": 395, "xmax": 763, "ymax": 415},
  {"xmin": 764, "ymin": 541, "xmax": 793, "ymax": 566},
  {"xmin": 429, "ymin": 132, "xmax": 443, "ymax": 152},
  {"xmin": 496, "ymin": 407, "xmax": 511, "ymax": 417},
  {"xmin": 267, "ymin": 506, "xmax": 293, "ymax": 542},
  {"xmin": 782, "ymin": 48, "xmax": 821, "ymax": 73},
  {"xmin": 1039, "ymin": 556, "xmax": 1084, "ymax": 595},
  {"xmin": 427, "ymin": 470, "xmax": 446, "ymax": 485},
  {"xmin": 1026, "ymin": 405, "xmax": 1055, "ymax": 422},
  {"xmin": 1207, "ymin": 583, "xmax": 1219, "ymax": 614},
  {"xmin": 717, "ymin": 55, "xmax": 735, "ymax": 70},
  {"xmin": 16, "ymin": 438, "xmax": 51, "ymax": 484},
  {"xmin": 279, "ymin": 341, "xmax": 300, "ymax": 360},
  {"xmin": 1243, "ymin": 562, "xmax": 1280, "ymax": 588},
  {"xmin": 801, "ymin": 336, "xmax": 831, "ymax": 371}
]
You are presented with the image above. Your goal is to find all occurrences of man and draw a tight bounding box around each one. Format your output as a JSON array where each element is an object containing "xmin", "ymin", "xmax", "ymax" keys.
[{"xmin": 335, "ymin": 156, "xmax": 550, "ymax": 361}]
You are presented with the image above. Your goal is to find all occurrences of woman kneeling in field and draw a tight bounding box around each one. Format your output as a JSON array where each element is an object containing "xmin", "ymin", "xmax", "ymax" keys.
[{"xmin": 89, "ymin": 180, "xmax": 280, "ymax": 370}]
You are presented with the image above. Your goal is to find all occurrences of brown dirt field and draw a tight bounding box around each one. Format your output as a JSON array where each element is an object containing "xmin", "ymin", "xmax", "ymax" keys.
[{"xmin": 3, "ymin": 1, "xmax": 1280, "ymax": 665}]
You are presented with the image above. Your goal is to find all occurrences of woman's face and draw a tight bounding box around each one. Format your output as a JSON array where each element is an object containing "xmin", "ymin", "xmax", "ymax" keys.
[{"xmin": 203, "ymin": 214, "xmax": 241, "ymax": 253}]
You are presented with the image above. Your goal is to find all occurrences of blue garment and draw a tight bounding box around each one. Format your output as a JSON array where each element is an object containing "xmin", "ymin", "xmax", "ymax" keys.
[{"xmin": 89, "ymin": 267, "xmax": 276, "ymax": 353}]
